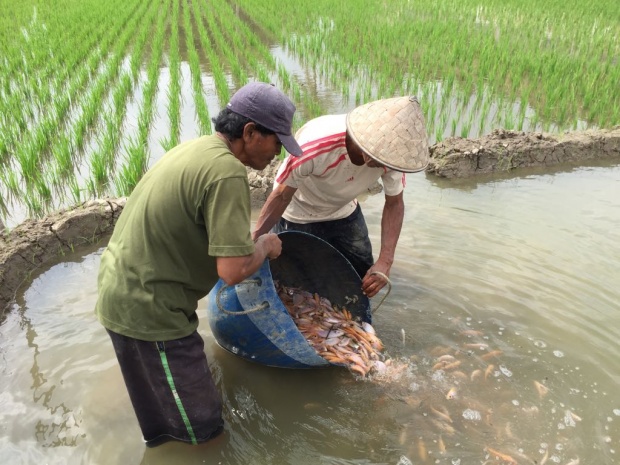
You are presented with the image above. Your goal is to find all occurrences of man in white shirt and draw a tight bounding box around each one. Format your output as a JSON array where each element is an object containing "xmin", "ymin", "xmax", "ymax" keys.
[{"xmin": 253, "ymin": 96, "xmax": 429, "ymax": 299}]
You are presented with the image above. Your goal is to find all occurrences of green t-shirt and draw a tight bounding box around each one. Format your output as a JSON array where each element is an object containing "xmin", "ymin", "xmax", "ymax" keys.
[{"xmin": 95, "ymin": 135, "xmax": 254, "ymax": 341}]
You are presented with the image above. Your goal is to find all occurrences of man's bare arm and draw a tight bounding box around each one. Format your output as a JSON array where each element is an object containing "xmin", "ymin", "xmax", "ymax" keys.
[
  {"xmin": 252, "ymin": 184, "xmax": 298, "ymax": 240},
  {"xmin": 216, "ymin": 233, "xmax": 282, "ymax": 285},
  {"xmin": 361, "ymin": 191, "xmax": 404, "ymax": 297}
]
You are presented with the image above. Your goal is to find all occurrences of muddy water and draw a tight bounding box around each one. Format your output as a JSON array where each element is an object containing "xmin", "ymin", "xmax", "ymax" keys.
[{"xmin": 1, "ymin": 163, "xmax": 619, "ymax": 465}]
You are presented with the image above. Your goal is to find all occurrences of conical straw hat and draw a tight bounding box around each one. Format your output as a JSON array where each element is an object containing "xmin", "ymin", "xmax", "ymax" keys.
[{"xmin": 346, "ymin": 96, "xmax": 429, "ymax": 173}]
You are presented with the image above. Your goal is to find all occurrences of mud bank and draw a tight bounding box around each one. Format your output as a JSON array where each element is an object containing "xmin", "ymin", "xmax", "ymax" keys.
[
  {"xmin": 427, "ymin": 126, "xmax": 620, "ymax": 178},
  {"xmin": 2, "ymin": 127, "xmax": 620, "ymax": 315},
  {"xmin": 0, "ymin": 199, "xmax": 126, "ymax": 316}
]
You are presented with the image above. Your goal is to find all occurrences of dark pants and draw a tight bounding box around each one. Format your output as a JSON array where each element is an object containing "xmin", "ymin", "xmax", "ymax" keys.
[
  {"xmin": 273, "ymin": 203, "xmax": 374, "ymax": 279},
  {"xmin": 106, "ymin": 329, "xmax": 224, "ymax": 447}
]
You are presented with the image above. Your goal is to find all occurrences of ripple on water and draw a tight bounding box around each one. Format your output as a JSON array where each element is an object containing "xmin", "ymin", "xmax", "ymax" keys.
[{"xmin": 462, "ymin": 409, "xmax": 481, "ymax": 421}]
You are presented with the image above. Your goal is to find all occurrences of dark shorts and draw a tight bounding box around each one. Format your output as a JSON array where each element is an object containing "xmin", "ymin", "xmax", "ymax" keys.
[
  {"xmin": 273, "ymin": 203, "xmax": 374, "ymax": 279},
  {"xmin": 106, "ymin": 329, "xmax": 224, "ymax": 447}
]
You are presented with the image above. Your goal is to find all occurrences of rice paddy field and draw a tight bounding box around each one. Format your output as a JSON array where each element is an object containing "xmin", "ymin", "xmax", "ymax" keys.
[
  {"xmin": 2, "ymin": 2, "xmax": 620, "ymax": 464},
  {"xmin": 0, "ymin": 0, "xmax": 619, "ymax": 227}
]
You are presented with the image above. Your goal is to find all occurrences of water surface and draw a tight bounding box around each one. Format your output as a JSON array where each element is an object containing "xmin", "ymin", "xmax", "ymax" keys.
[{"xmin": 1, "ymin": 162, "xmax": 619, "ymax": 465}]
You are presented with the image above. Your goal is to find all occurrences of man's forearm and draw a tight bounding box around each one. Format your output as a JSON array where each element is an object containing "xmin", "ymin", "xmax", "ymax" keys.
[
  {"xmin": 378, "ymin": 195, "xmax": 405, "ymax": 267},
  {"xmin": 217, "ymin": 234, "xmax": 282, "ymax": 285},
  {"xmin": 252, "ymin": 185, "xmax": 296, "ymax": 240}
]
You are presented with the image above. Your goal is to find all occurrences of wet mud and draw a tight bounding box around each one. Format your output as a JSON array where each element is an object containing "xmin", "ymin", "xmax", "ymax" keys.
[{"xmin": 428, "ymin": 126, "xmax": 620, "ymax": 178}]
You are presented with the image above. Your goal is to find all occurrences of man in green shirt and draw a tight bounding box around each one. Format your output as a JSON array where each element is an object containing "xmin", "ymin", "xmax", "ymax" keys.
[{"xmin": 95, "ymin": 82, "xmax": 302, "ymax": 447}]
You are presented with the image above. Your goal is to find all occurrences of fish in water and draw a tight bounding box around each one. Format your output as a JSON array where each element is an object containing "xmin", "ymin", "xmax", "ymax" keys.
[{"xmin": 276, "ymin": 282, "xmax": 385, "ymax": 377}]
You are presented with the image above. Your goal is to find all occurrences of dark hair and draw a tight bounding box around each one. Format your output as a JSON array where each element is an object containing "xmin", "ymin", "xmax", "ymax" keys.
[{"xmin": 212, "ymin": 108, "xmax": 275, "ymax": 140}]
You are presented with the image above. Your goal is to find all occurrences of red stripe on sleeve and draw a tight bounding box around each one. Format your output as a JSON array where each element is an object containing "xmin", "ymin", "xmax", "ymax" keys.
[
  {"xmin": 276, "ymin": 132, "xmax": 346, "ymax": 183},
  {"xmin": 319, "ymin": 153, "xmax": 348, "ymax": 176}
]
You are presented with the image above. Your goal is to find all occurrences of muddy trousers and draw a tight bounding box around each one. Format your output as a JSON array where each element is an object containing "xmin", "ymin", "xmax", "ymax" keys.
[
  {"xmin": 273, "ymin": 203, "xmax": 374, "ymax": 280},
  {"xmin": 106, "ymin": 329, "xmax": 224, "ymax": 447}
]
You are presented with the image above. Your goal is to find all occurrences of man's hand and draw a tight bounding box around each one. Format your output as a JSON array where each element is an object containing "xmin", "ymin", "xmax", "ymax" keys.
[
  {"xmin": 361, "ymin": 261, "xmax": 391, "ymax": 298},
  {"xmin": 257, "ymin": 233, "xmax": 282, "ymax": 260},
  {"xmin": 363, "ymin": 191, "xmax": 403, "ymax": 298},
  {"xmin": 217, "ymin": 234, "xmax": 282, "ymax": 285}
]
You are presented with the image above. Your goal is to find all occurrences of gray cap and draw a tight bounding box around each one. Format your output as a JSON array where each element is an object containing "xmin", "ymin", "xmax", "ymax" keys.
[{"xmin": 227, "ymin": 82, "xmax": 303, "ymax": 156}]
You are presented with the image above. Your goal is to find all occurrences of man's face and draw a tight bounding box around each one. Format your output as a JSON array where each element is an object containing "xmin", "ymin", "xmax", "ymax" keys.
[
  {"xmin": 244, "ymin": 126, "xmax": 283, "ymax": 170},
  {"xmin": 361, "ymin": 151, "xmax": 385, "ymax": 169},
  {"xmin": 346, "ymin": 133, "xmax": 385, "ymax": 169}
]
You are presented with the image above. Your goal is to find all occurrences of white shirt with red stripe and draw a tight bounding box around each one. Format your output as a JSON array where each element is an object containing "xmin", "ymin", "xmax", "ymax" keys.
[{"xmin": 274, "ymin": 114, "xmax": 405, "ymax": 223}]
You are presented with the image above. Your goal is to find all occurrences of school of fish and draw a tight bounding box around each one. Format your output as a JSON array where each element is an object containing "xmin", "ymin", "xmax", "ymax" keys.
[
  {"xmin": 276, "ymin": 282, "xmax": 588, "ymax": 465},
  {"xmin": 275, "ymin": 281, "xmax": 386, "ymax": 377}
]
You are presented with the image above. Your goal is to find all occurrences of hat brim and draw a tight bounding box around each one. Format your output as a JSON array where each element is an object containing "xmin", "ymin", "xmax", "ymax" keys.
[
  {"xmin": 358, "ymin": 146, "xmax": 429, "ymax": 173},
  {"xmin": 346, "ymin": 96, "xmax": 429, "ymax": 173},
  {"xmin": 277, "ymin": 132, "xmax": 303, "ymax": 156}
]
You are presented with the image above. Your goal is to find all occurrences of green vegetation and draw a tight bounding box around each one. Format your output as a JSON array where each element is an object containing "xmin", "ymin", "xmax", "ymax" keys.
[{"xmin": 0, "ymin": 0, "xmax": 618, "ymax": 224}]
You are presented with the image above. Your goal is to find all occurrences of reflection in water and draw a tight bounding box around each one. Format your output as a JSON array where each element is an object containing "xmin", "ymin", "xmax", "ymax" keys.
[
  {"xmin": 1, "ymin": 165, "xmax": 619, "ymax": 464},
  {"xmin": 13, "ymin": 288, "xmax": 85, "ymax": 450}
]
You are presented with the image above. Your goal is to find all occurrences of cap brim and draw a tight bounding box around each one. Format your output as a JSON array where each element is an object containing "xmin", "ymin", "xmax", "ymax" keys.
[{"xmin": 277, "ymin": 133, "xmax": 303, "ymax": 156}]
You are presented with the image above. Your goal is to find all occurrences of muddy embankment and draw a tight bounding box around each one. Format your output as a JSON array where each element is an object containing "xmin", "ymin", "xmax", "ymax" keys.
[
  {"xmin": 1, "ymin": 127, "xmax": 619, "ymax": 315},
  {"xmin": 427, "ymin": 126, "xmax": 620, "ymax": 178}
]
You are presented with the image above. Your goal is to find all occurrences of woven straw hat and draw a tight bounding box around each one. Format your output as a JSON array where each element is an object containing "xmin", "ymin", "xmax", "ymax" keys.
[{"xmin": 346, "ymin": 96, "xmax": 429, "ymax": 173}]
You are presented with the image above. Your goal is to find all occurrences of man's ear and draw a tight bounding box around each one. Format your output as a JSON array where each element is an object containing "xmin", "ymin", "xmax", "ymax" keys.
[{"xmin": 243, "ymin": 122, "xmax": 257, "ymax": 140}]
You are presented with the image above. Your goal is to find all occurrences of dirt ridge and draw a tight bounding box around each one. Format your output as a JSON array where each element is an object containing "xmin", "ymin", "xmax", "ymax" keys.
[
  {"xmin": 0, "ymin": 199, "xmax": 126, "ymax": 317},
  {"xmin": 427, "ymin": 126, "xmax": 620, "ymax": 178}
]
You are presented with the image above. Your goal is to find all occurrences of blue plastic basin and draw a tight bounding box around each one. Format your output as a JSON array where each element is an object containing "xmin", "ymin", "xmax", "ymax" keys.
[{"xmin": 205, "ymin": 231, "xmax": 371, "ymax": 368}]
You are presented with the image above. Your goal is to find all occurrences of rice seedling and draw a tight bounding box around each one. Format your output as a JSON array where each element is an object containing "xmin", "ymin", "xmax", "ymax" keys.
[
  {"xmin": 181, "ymin": 0, "xmax": 212, "ymax": 136},
  {"xmin": 116, "ymin": 137, "xmax": 147, "ymax": 197},
  {"xmin": 112, "ymin": 0, "xmax": 168, "ymax": 196},
  {"xmin": 166, "ymin": 0, "xmax": 182, "ymax": 147}
]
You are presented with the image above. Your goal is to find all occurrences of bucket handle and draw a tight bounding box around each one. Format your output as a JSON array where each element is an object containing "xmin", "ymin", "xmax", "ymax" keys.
[
  {"xmin": 370, "ymin": 271, "xmax": 392, "ymax": 314},
  {"xmin": 216, "ymin": 278, "xmax": 270, "ymax": 315}
]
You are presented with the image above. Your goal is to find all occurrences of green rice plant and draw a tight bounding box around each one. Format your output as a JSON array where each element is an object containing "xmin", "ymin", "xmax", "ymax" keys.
[
  {"xmin": 23, "ymin": 191, "xmax": 43, "ymax": 219},
  {"xmin": 112, "ymin": 0, "xmax": 167, "ymax": 197},
  {"xmin": 460, "ymin": 118, "xmax": 473, "ymax": 139},
  {"xmin": 207, "ymin": 0, "xmax": 276, "ymax": 73},
  {"xmin": 451, "ymin": 118, "xmax": 458, "ymax": 138},
  {"xmin": 503, "ymin": 104, "xmax": 516, "ymax": 130},
  {"xmin": 51, "ymin": 135, "xmax": 73, "ymax": 178},
  {"xmin": 200, "ymin": 1, "xmax": 248, "ymax": 88},
  {"xmin": 0, "ymin": 132, "xmax": 7, "ymax": 163},
  {"xmin": 201, "ymin": 0, "xmax": 325, "ymax": 123},
  {"xmin": 159, "ymin": 136, "xmax": 176, "ymax": 153},
  {"xmin": 0, "ymin": 191, "xmax": 7, "ymax": 219},
  {"xmin": 192, "ymin": 3, "xmax": 230, "ymax": 107},
  {"xmin": 88, "ymin": 148, "xmax": 109, "ymax": 197},
  {"xmin": 116, "ymin": 137, "xmax": 147, "ymax": 196},
  {"xmin": 66, "ymin": 175, "xmax": 83, "ymax": 206},
  {"xmin": 166, "ymin": 0, "xmax": 182, "ymax": 146},
  {"xmin": 180, "ymin": 0, "xmax": 211, "ymax": 136},
  {"xmin": 0, "ymin": 169, "xmax": 20, "ymax": 204},
  {"xmin": 28, "ymin": 172, "xmax": 53, "ymax": 218},
  {"xmin": 75, "ymin": 0, "xmax": 159, "ymax": 200}
]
